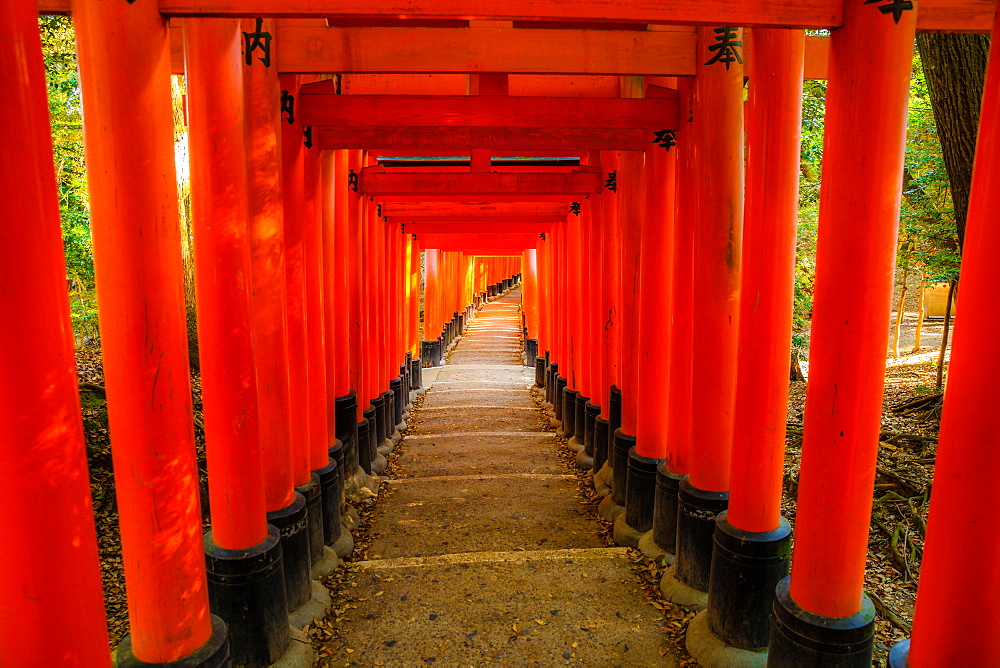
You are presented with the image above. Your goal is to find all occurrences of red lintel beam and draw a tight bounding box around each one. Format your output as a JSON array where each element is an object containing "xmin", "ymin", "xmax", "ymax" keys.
[
  {"xmin": 382, "ymin": 202, "xmax": 565, "ymax": 216},
  {"xmin": 316, "ymin": 127, "xmax": 651, "ymax": 152},
  {"xmin": 299, "ymin": 88, "xmax": 679, "ymax": 130},
  {"xmin": 405, "ymin": 222, "xmax": 552, "ymax": 234},
  {"xmin": 385, "ymin": 215, "xmax": 564, "ymax": 224},
  {"xmin": 360, "ymin": 170, "xmax": 601, "ymax": 197},
  {"xmin": 37, "ymin": 1, "xmax": 1000, "ymax": 33}
]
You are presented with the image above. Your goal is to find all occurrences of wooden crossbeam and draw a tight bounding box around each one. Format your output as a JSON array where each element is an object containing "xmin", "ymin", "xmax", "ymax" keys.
[
  {"xmin": 38, "ymin": 0, "xmax": 998, "ymax": 32},
  {"xmin": 404, "ymin": 222, "xmax": 553, "ymax": 234},
  {"xmin": 381, "ymin": 202, "xmax": 566, "ymax": 216},
  {"xmin": 418, "ymin": 233, "xmax": 539, "ymax": 251},
  {"xmin": 387, "ymin": 215, "xmax": 564, "ymax": 224},
  {"xmin": 298, "ymin": 89, "xmax": 680, "ymax": 129},
  {"xmin": 360, "ymin": 169, "xmax": 601, "ymax": 197},
  {"xmin": 316, "ymin": 127, "xmax": 652, "ymax": 152}
]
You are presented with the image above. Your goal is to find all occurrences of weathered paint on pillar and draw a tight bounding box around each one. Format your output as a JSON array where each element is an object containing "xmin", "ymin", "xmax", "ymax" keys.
[
  {"xmin": 727, "ymin": 29, "xmax": 805, "ymax": 534},
  {"xmin": 0, "ymin": 2, "xmax": 110, "ymax": 663},
  {"xmin": 789, "ymin": 2, "xmax": 916, "ymax": 617},
  {"xmin": 906, "ymin": 8, "xmax": 1000, "ymax": 664},
  {"xmin": 185, "ymin": 18, "xmax": 268, "ymax": 548},
  {"xmin": 73, "ymin": 0, "xmax": 212, "ymax": 658},
  {"xmin": 688, "ymin": 26, "xmax": 745, "ymax": 493},
  {"xmin": 243, "ymin": 18, "xmax": 295, "ymax": 512}
]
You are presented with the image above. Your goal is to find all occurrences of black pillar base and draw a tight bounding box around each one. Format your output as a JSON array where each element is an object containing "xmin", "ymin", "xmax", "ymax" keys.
[
  {"xmin": 534, "ymin": 357, "xmax": 546, "ymax": 388},
  {"xmin": 625, "ymin": 448, "xmax": 663, "ymax": 533},
  {"xmin": 573, "ymin": 394, "xmax": 589, "ymax": 443},
  {"xmin": 266, "ymin": 492, "xmax": 311, "ymax": 612},
  {"xmin": 435, "ymin": 337, "xmax": 444, "ymax": 365},
  {"xmin": 116, "ymin": 613, "xmax": 230, "ymax": 668},
  {"xmin": 593, "ymin": 417, "xmax": 611, "ymax": 473},
  {"xmin": 334, "ymin": 392, "xmax": 359, "ymax": 480},
  {"xmin": 676, "ymin": 478, "xmax": 729, "ymax": 594},
  {"xmin": 421, "ymin": 340, "xmax": 436, "ymax": 368},
  {"xmin": 315, "ymin": 457, "xmax": 343, "ymax": 547},
  {"xmin": 294, "ymin": 473, "xmax": 324, "ymax": 563},
  {"xmin": 555, "ymin": 375, "xmax": 567, "ymax": 420},
  {"xmin": 546, "ymin": 362, "xmax": 559, "ymax": 406},
  {"xmin": 525, "ymin": 339, "xmax": 538, "ymax": 365},
  {"xmin": 768, "ymin": 577, "xmax": 875, "ymax": 667},
  {"xmin": 362, "ymin": 406, "xmax": 377, "ymax": 468},
  {"xmin": 356, "ymin": 418, "xmax": 372, "ymax": 474},
  {"xmin": 328, "ymin": 438, "xmax": 345, "ymax": 505},
  {"xmin": 410, "ymin": 357, "xmax": 423, "ymax": 390},
  {"xmin": 390, "ymin": 376, "xmax": 404, "ymax": 427},
  {"xmin": 372, "ymin": 395, "xmax": 388, "ymax": 445},
  {"xmin": 561, "ymin": 388, "xmax": 579, "ymax": 438},
  {"xmin": 887, "ymin": 640, "xmax": 910, "ymax": 667},
  {"xmin": 611, "ymin": 429, "xmax": 635, "ymax": 507},
  {"xmin": 609, "ymin": 385, "xmax": 622, "ymax": 437},
  {"xmin": 203, "ymin": 527, "xmax": 285, "ymax": 667},
  {"xmin": 584, "ymin": 401, "xmax": 600, "ymax": 456},
  {"xmin": 652, "ymin": 463, "xmax": 684, "ymax": 556},
  {"xmin": 707, "ymin": 513, "xmax": 792, "ymax": 650}
]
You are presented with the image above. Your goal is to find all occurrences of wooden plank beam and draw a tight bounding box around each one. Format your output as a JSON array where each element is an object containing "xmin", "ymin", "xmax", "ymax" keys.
[
  {"xmin": 38, "ymin": 1, "xmax": 1000, "ymax": 32},
  {"xmin": 299, "ymin": 89, "xmax": 679, "ymax": 129},
  {"xmin": 382, "ymin": 202, "xmax": 566, "ymax": 216},
  {"xmin": 387, "ymin": 215, "xmax": 564, "ymax": 224},
  {"xmin": 404, "ymin": 222, "xmax": 553, "ymax": 234},
  {"xmin": 316, "ymin": 127, "xmax": 652, "ymax": 151},
  {"xmin": 360, "ymin": 169, "xmax": 601, "ymax": 197},
  {"xmin": 279, "ymin": 26, "xmax": 697, "ymax": 75}
]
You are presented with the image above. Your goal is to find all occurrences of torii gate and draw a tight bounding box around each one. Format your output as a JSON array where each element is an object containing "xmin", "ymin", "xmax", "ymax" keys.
[{"xmin": 5, "ymin": 1, "xmax": 1000, "ymax": 667}]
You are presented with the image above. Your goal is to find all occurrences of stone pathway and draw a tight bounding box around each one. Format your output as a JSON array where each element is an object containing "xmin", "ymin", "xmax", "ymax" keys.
[{"xmin": 333, "ymin": 288, "xmax": 670, "ymax": 665}]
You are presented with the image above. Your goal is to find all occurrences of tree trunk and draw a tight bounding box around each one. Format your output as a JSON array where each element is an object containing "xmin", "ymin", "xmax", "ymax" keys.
[
  {"xmin": 936, "ymin": 280, "xmax": 957, "ymax": 390},
  {"xmin": 917, "ymin": 33, "xmax": 991, "ymax": 249},
  {"xmin": 892, "ymin": 240, "xmax": 912, "ymax": 360},
  {"xmin": 911, "ymin": 269, "xmax": 926, "ymax": 353}
]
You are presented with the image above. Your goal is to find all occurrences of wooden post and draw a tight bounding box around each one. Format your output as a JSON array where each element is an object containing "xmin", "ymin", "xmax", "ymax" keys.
[
  {"xmin": 901, "ymin": 8, "xmax": 1000, "ymax": 666},
  {"xmin": 72, "ymin": 0, "xmax": 219, "ymax": 659},
  {"xmin": 774, "ymin": 3, "xmax": 916, "ymax": 663},
  {"xmin": 0, "ymin": 3, "xmax": 110, "ymax": 663}
]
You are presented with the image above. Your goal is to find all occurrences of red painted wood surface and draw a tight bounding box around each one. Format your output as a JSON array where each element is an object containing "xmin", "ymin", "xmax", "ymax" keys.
[
  {"xmin": 360, "ymin": 171, "xmax": 601, "ymax": 197},
  {"xmin": 243, "ymin": 18, "xmax": 295, "ymax": 513},
  {"xmin": 616, "ymin": 150, "xmax": 643, "ymax": 436},
  {"xmin": 299, "ymin": 91, "xmax": 679, "ymax": 129},
  {"xmin": 909, "ymin": 12, "xmax": 1000, "ymax": 662},
  {"xmin": 383, "ymin": 202, "xmax": 566, "ymax": 217},
  {"xmin": 0, "ymin": 2, "xmax": 110, "ymax": 663},
  {"xmin": 599, "ymin": 150, "xmax": 621, "ymax": 418},
  {"xmin": 688, "ymin": 26, "xmax": 744, "ymax": 494},
  {"xmin": 727, "ymin": 30, "xmax": 804, "ymax": 534},
  {"xmin": 185, "ymin": 18, "xmax": 268, "ymax": 549},
  {"xmin": 789, "ymin": 2, "xmax": 917, "ymax": 618},
  {"xmin": 407, "ymin": 222, "xmax": 552, "ymax": 235},
  {"xmin": 318, "ymin": 126, "xmax": 650, "ymax": 152},
  {"xmin": 387, "ymin": 215, "xmax": 564, "ymax": 224},
  {"xmin": 73, "ymin": 0, "xmax": 212, "ymax": 658}
]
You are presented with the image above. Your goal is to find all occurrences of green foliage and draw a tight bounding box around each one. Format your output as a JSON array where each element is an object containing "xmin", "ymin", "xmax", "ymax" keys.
[{"xmin": 40, "ymin": 16, "xmax": 99, "ymax": 345}]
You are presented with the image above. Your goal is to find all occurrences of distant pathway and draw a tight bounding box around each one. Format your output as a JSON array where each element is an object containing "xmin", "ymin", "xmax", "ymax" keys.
[{"xmin": 329, "ymin": 288, "xmax": 669, "ymax": 665}]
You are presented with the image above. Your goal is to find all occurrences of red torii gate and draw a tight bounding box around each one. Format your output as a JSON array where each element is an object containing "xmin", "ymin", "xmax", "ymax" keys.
[{"xmin": 6, "ymin": 1, "xmax": 1000, "ymax": 667}]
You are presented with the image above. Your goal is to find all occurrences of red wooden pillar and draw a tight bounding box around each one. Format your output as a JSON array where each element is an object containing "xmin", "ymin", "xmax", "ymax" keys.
[
  {"xmin": 0, "ymin": 3, "xmax": 109, "ymax": 664},
  {"xmin": 523, "ymin": 249, "xmax": 539, "ymax": 362},
  {"xmin": 72, "ymin": 0, "xmax": 221, "ymax": 660},
  {"xmin": 895, "ymin": 9, "xmax": 1000, "ymax": 667},
  {"xmin": 424, "ymin": 249, "xmax": 442, "ymax": 366},
  {"xmin": 622, "ymin": 128, "xmax": 677, "ymax": 544},
  {"xmin": 279, "ymin": 74, "xmax": 312, "ymax": 490},
  {"xmin": 347, "ymin": 150, "xmax": 365, "ymax": 424},
  {"xmin": 691, "ymin": 29, "xmax": 804, "ymax": 657},
  {"xmin": 408, "ymin": 236, "xmax": 420, "ymax": 360},
  {"xmin": 242, "ymin": 19, "xmax": 294, "ymax": 514},
  {"xmin": 775, "ymin": 4, "xmax": 916, "ymax": 663},
  {"xmin": 667, "ymin": 26, "xmax": 745, "ymax": 602},
  {"xmin": 185, "ymin": 18, "xmax": 268, "ymax": 549},
  {"xmin": 563, "ymin": 206, "xmax": 584, "ymax": 444}
]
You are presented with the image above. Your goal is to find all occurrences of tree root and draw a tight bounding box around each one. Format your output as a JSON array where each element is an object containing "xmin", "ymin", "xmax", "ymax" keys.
[{"xmin": 868, "ymin": 590, "xmax": 912, "ymax": 634}]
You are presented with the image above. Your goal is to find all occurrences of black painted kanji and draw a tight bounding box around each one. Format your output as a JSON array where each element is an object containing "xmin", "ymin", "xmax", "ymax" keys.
[
  {"xmin": 540, "ymin": 233, "xmax": 546, "ymax": 241},
  {"xmin": 280, "ymin": 90, "xmax": 295, "ymax": 124},
  {"xmin": 302, "ymin": 126, "xmax": 313, "ymax": 149},
  {"xmin": 348, "ymin": 169, "xmax": 359, "ymax": 193},
  {"xmin": 705, "ymin": 26, "xmax": 743, "ymax": 70},
  {"xmin": 569, "ymin": 202, "xmax": 581, "ymax": 216},
  {"xmin": 652, "ymin": 129, "xmax": 677, "ymax": 152},
  {"xmin": 377, "ymin": 204, "xmax": 382, "ymax": 217},
  {"xmin": 864, "ymin": 0, "xmax": 913, "ymax": 23},
  {"xmin": 243, "ymin": 18, "xmax": 272, "ymax": 67},
  {"xmin": 604, "ymin": 170, "xmax": 617, "ymax": 193}
]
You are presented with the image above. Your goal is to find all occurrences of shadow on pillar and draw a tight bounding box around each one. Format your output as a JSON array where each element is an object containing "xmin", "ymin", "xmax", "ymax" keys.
[
  {"xmin": 660, "ymin": 478, "xmax": 728, "ymax": 610},
  {"xmin": 116, "ymin": 614, "xmax": 231, "ymax": 667},
  {"xmin": 613, "ymin": 448, "xmax": 663, "ymax": 549}
]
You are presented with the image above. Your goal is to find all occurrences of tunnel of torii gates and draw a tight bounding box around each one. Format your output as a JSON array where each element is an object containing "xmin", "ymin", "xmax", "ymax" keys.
[{"xmin": 5, "ymin": 0, "xmax": 1000, "ymax": 666}]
